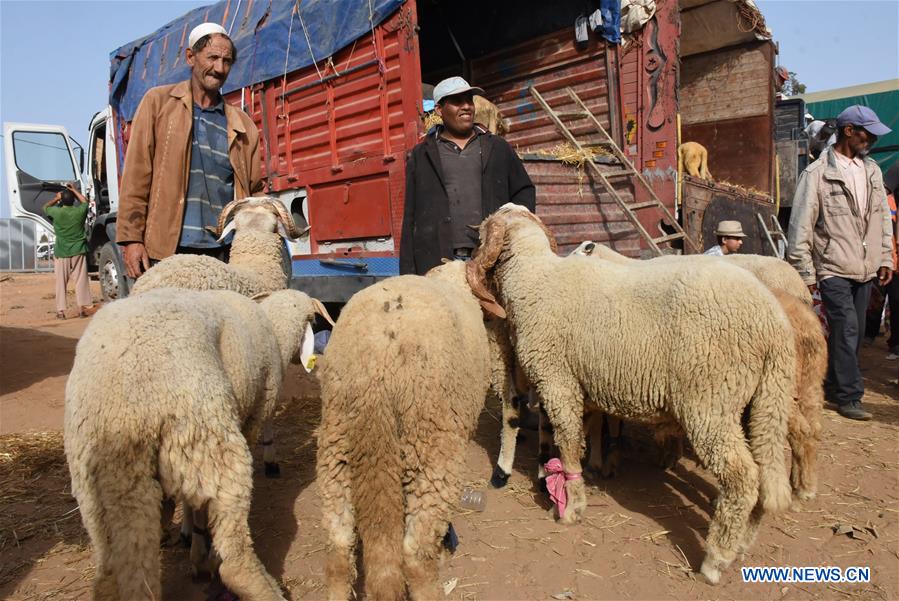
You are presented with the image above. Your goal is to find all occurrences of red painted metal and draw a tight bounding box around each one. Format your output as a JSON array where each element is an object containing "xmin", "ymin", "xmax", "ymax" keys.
[{"xmin": 222, "ymin": 1, "xmax": 422, "ymax": 260}]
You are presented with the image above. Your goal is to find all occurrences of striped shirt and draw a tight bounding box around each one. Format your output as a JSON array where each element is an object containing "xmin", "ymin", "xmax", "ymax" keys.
[{"xmin": 179, "ymin": 101, "xmax": 234, "ymax": 248}]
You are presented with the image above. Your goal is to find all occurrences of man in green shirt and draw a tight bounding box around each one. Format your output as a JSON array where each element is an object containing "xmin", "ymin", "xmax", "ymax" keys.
[{"xmin": 43, "ymin": 184, "xmax": 99, "ymax": 319}]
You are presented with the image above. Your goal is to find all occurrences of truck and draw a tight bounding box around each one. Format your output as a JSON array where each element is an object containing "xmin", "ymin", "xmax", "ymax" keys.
[{"xmin": 4, "ymin": 0, "xmax": 788, "ymax": 301}]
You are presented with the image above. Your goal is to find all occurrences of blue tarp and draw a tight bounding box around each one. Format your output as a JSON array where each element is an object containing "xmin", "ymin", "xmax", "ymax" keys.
[{"xmin": 110, "ymin": 0, "xmax": 405, "ymax": 122}]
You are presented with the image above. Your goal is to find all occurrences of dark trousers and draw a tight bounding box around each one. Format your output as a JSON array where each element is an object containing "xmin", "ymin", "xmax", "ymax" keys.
[
  {"xmin": 865, "ymin": 276, "xmax": 899, "ymax": 349},
  {"xmin": 819, "ymin": 276, "xmax": 874, "ymax": 405}
]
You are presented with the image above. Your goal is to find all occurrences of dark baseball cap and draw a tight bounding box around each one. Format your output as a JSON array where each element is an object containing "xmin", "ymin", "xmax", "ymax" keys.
[{"xmin": 836, "ymin": 105, "xmax": 892, "ymax": 136}]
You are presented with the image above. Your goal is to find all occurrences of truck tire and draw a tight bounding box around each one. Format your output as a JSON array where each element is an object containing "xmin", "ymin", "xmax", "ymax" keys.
[{"xmin": 98, "ymin": 241, "xmax": 130, "ymax": 301}]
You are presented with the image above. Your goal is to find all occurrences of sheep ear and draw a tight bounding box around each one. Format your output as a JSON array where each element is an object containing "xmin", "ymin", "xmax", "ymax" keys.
[
  {"xmin": 299, "ymin": 322, "xmax": 316, "ymax": 372},
  {"xmin": 250, "ymin": 291, "xmax": 271, "ymax": 302},
  {"xmin": 312, "ymin": 298, "xmax": 336, "ymax": 327},
  {"xmin": 217, "ymin": 220, "xmax": 237, "ymax": 243}
]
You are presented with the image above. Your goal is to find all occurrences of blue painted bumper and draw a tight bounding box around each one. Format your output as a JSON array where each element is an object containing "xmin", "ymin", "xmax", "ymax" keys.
[{"xmin": 290, "ymin": 257, "xmax": 400, "ymax": 277}]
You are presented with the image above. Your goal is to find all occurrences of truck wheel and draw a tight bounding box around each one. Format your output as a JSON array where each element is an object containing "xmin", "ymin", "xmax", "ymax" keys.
[{"xmin": 98, "ymin": 242, "xmax": 130, "ymax": 301}]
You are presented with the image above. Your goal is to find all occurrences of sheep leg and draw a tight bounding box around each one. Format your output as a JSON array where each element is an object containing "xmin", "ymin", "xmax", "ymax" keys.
[
  {"xmin": 491, "ymin": 389, "xmax": 523, "ymax": 488},
  {"xmin": 80, "ymin": 459, "xmax": 163, "ymax": 600},
  {"xmin": 261, "ymin": 419, "xmax": 280, "ymax": 478},
  {"xmin": 188, "ymin": 506, "xmax": 220, "ymax": 579},
  {"xmin": 788, "ymin": 416, "xmax": 820, "ymax": 503},
  {"xmin": 536, "ymin": 404, "xmax": 558, "ymax": 495},
  {"xmin": 179, "ymin": 500, "xmax": 193, "ymax": 547},
  {"xmin": 600, "ymin": 415, "xmax": 622, "ymax": 479},
  {"xmin": 317, "ymin": 432, "xmax": 358, "ymax": 600},
  {"xmin": 539, "ymin": 384, "xmax": 587, "ymax": 524},
  {"xmin": 685, "ymin": 418, "xmax": 759, "ymax": 585},
  {"xmin": 187, "ymin": 426, "xmax": 285, "ymax": 601},
  {"xmin": 69, "ymin": 472, "xmax": 116, "ymax": 600},
  {"xmin": 403, "ymin": 439, "xmax": 462, "ymax": 601},
  {"xmin": 584, "ymin": 411, "xmax": 604, "ymax": 476}
]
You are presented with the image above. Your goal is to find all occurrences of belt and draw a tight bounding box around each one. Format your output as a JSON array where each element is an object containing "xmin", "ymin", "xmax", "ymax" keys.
[{"xmin": 453, "ymin": 247, "xmax": 473, "ymax": 258}]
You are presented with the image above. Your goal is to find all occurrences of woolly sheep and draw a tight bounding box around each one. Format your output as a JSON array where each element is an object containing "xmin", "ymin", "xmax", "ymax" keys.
[
  {"xmin": 316, "ymin": 261, "xmax": 491, "ymax": 600},
  {"xmin": 466, "ymin": 204, "xmax": 795, "ymax": 584},
  {"xmin": 65, "ymin": 288, "xmax": 326, "ymax": 601},
  {"xmin": 571, "ymin": 240, "xmax": 812, "ymax": 304},
  {"xmin": 566, "ymin": 241, "xmax": 823, "ymax": 498},
  {"xmin": 131, "ymin": 196, "xmax": 304, "ymax": 297},
  {"xmin": 131, "ymin": 197, "xmax": 314, "ymax": 479}
]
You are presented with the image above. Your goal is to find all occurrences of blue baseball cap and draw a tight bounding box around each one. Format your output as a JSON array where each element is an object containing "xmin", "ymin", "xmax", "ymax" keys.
[
  {"xmin": 433, "ymin": 77, "xmax": 484, "ymax": 105},
  {"xmin": 836, "ymin": 105, "xmax": 891, "ymax": 137}
]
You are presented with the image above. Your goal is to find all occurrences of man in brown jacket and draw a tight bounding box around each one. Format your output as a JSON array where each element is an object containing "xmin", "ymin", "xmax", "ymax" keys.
[
  {"xmin": 787, "ymin": 105, "xmax": 893, "ymax": 420},
  {"xmin": 116, "ymin": 22, "xmax": 264, "ymax": 278}
]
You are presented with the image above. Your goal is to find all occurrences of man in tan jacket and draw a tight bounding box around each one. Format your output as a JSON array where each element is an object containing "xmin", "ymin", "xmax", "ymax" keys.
[
  {"xmin": 116, "ymin": 22, "xmax": 264, "ymax": 278},
  {"xmin": 787, "ymin": 105, "xmax": 893, "ymax": 421}
]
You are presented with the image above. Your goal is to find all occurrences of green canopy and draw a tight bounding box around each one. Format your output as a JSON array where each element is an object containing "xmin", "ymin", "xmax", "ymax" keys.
[{"xmin": 801, "ymin": 80, "xmax": 899, "ymax": 173}]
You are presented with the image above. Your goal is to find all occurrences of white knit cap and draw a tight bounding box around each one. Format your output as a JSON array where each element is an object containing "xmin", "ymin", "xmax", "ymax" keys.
[{"xmin": 189, "ymin": 22, "xmax": 228, "ymax": 48}]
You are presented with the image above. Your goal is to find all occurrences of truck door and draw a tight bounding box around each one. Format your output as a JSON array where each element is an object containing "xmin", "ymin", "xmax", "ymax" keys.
[{"xmin": 2, "ymin": 122, "xmax": 85, "ymax": 230}]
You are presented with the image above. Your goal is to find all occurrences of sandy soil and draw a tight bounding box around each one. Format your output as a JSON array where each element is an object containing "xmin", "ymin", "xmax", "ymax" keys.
[{"xmin": 1, "ymin": 272, "xmax": 897, "ymax": 601}]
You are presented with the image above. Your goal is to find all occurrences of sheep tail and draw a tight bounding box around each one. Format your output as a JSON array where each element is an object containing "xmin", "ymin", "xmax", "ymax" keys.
[
  {"xmin": 747, "ymin": 334, "xmax": 794, "ymax": 514},
  {"xmin": 351, "ymin": 399, "xmax": 406, "ymax": 601}
]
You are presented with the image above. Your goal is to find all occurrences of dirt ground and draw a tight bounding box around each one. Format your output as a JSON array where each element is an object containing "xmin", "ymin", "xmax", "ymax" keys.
[{"xmin": 1, "ymin": 272, "xmax": 897, "ymax": 601}]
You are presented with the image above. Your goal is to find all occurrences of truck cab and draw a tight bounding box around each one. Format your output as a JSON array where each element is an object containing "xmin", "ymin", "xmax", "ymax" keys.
[{"xmin": 4, "ymin": 109, "xmax": 131, "ymax": 300}]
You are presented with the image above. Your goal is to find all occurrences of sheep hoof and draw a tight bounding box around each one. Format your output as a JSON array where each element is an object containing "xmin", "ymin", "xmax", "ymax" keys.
[
  {"xmin": 264, "ymin": 462, "xmax": 281, "ymax": 478},
  {"xmin": 490, "ymin": 465, "xmax": 510, "ymax": 488},
  {"xmin": 795, "ymin": 488, "xmax": 816, "ymax": 502},
  {"xmin": 442, "ymin": 522, "xmax": 459, "ymax": 553}
]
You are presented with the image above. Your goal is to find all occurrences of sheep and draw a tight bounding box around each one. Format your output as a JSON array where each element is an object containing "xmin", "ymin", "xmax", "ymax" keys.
[
  {"xmin": 566, "ymin": 241, "xmax": 821, "ymax": 495},
  {"xmin": 466, "ymin": 204, "xmax": 795, "ymax": 584},
  {"xmin": 678, "ymin": 141, "xmax": 712, "ymax": 180},
  {"xmin": 316, "ymin": 260, "xmax": 494, "ymax": 601},
  {"xmin": 474, "ymin": 95, "xmax": 509, "ymax": 136},
  {"xmin": 132, "ymin": 196, "xmax": 311, "ymax": 480},
  {"xmin": 65, "ymin": 288, "xmax": 327, "ymax": 601},
  {"xmin": 571, "ymin": 240, "xmax": 812, "ymax": 304},
  {"xmin": 131, "ymin": 196, "xmax": 304, "ymax": 297}
]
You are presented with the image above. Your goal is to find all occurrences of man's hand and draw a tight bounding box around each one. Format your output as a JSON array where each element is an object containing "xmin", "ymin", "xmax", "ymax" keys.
[
  {"xmin": 807, "ymin": 283, "xmax": 818, "ymax": 295},
  {"xmin": 123, "ymin": 243, "xmax": 150, "ymax": 278},
  {"xmin": 878, "ymin": 266, "xmax": 893, "ymax": 287}
]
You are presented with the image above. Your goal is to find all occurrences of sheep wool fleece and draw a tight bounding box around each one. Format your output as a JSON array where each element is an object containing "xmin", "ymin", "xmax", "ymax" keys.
[
  {"xmin": 317, "ymin": 271, "xmax": 490, "ymax": 601},
  {"xmin": 65, "ymin": 289, "xmax": 314, "ymax": 601}
]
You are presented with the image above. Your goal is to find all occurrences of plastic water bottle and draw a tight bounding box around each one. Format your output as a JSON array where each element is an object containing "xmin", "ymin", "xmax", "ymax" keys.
[{"xmin": 459, "ymin": 487, "xmax": 486, "ymax": 511}]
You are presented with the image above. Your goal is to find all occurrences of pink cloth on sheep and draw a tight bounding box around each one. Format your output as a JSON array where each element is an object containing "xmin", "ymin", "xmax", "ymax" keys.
[{"xmin": 544, "ymin": 458, "xmax": 581, "ymax": 519}]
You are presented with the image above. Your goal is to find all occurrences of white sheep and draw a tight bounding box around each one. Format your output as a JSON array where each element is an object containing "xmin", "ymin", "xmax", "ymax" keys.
[
  {"xmin": 466, "ymin": 204, "xmax": 795, "ymax": 584},
  {"xmin": 571, "ymin": 241, "xmax": 812, "ymax": 304},
  {"xmin": 131, "ymin": 196, "xmax": 303, "ymax": 297},
  {"xmin": 567, "ymin": 241, "xmax": 824, "ymax": 498},
  {"xmin": 131, "ymin": 197, "xmax": 313, "ymax": 481},
  {"xmin": 65, "ymin": 288, "xmax": 327, "ymax": 601},
  {"xmin": 316, "ymin": 260, "xmax": 494, "ymax": 600}
]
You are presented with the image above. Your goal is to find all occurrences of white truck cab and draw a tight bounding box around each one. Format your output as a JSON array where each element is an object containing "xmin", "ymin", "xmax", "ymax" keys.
[{"xmin": 4, "ymin": 108, "xmax": 129, "ymax": 299}]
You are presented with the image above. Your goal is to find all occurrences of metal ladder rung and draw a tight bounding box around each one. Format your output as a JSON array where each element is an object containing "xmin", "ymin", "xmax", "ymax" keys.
[
  {"xmin": 652, "ymin": 232, "xmax": 686, "ymax": 245},
  {"xmin": 626, "ymin": 201, "xmax": 658, "ymax": 211}
]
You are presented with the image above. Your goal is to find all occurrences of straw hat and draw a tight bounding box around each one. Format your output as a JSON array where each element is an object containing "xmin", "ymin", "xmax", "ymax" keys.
[{"xmin": 714, "ymin": 220, "xmax": 746, "ymax": 238}]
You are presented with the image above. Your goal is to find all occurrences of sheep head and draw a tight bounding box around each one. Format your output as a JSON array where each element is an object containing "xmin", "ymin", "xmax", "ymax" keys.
[
  {"xmin": 216, "ymin": 197, "xmax": 308, "ymax": 241},
  {"xmin": 464, "ymin": 204, "xmax": 557, "ymax": 319}
]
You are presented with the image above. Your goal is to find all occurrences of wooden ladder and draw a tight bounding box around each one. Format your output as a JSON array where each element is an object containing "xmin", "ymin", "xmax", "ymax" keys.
[{"xmin": 529, "ymin": 86, "xmax": 698, "ymax": 256}]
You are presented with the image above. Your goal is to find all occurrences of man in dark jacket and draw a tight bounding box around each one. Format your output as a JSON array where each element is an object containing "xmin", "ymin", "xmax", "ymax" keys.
[{"xmin": 400, "ymin": 77, "xmax": 536, "ymax": 275}]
